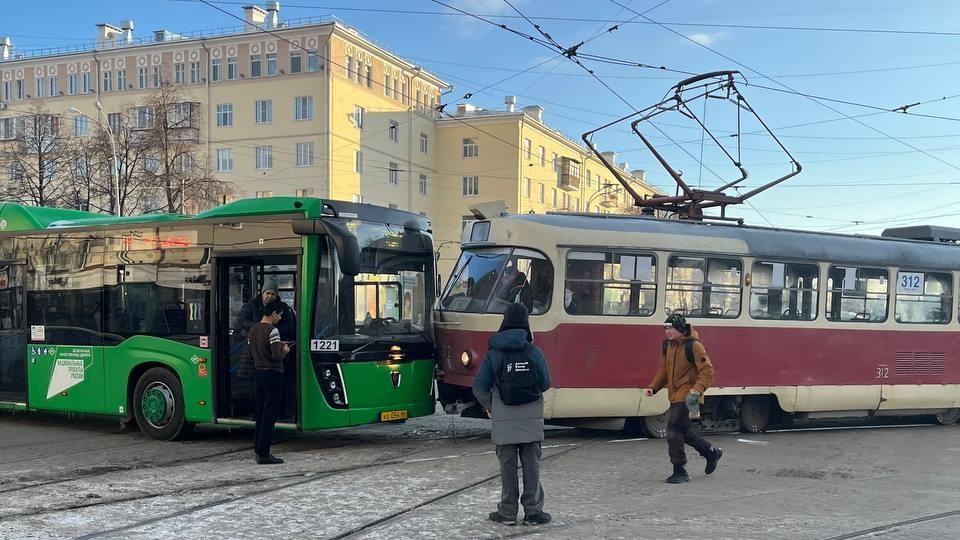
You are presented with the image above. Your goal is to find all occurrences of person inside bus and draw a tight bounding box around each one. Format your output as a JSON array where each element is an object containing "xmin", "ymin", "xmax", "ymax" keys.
[
  {"xmin": 491, "ymin": 262, "xmax": 531, "ymax": 312},
  {"xmin": 646, "ymin": 314, "xmax": 723, "ymax": 484},
  {"xmin": 248, "ymin": 299, "xmax": 290, "ymax": 465},
  {"xmin": 241, "ymin": 283, "xmax": 297, "ymax": 342}
]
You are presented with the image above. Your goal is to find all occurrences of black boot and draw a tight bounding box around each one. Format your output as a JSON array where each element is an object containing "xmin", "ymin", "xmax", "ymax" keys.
[
  {"xmin": 705, "ymin": 447, "xmax": 723, "ymax": 475},
  {"xmin": 666, "ymin": 463, "xmax": 689, "ymax": 484}
]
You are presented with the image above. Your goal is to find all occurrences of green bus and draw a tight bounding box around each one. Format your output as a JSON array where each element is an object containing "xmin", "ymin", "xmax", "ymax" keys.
[{"xmin": 0, "ymin": 197, "xmax": 437, "ymax": 440}]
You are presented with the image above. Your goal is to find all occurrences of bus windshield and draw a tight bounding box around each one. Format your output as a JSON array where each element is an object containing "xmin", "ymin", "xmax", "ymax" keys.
[
  {"xmin": 314, "ymin": 221, "xmax": 434, "ymax": 341},
  {"xmin": 439, "ymin": 247, "xmax": 553, "ymax": 315}
]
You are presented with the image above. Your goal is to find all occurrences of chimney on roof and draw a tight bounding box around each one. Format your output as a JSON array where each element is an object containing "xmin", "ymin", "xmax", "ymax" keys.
[
  {"xmin": 600, "ymin": 151, "xmax": 617, "ymax": 166},
  {"xmin": 0, "ymin": 37, "xmax": 10, "ymax": 61},
  {"xmin": 618, "ymin": 162, "xmax": 629, "ymax": 172},
  {"xmin": 522, "ymin": 105, "xmax": 543, "ymax": 123},
  {"xmin": 631, "ymin": 169, "xmax": 646, "ymax": 183},
  {"xmin": 96, "ymin": 22, "xmax": 123, "ymax": 46},
  {"xmin": 504, "ymin": 95, "xmax": 516, "ymax": 113},
  {"xmin": 119, "ymin": 20, "xmax": 134, "ymax": 44},
  {"xmin": 456, "ymin": 103, "xmax": 477, "ymax": 116},
  {"xmin": 265, "ymin": 1, "xmax": 280, "ymax": 29},
  {"xmin": 243, "ymin": 5, "xmax": 267, "ymax": 31}
]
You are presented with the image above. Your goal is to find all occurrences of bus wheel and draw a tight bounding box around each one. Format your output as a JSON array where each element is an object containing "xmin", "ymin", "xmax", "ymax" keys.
[
  {"xmin": 133, "ymin": 367, "xmax": 192, "ymax": 441},
  {"xmin": 935, "ymin": 408, "xmax": 960, "ymax": 425},
  {"xmin": 642, "ymin": 414, "xmax": 668, "ymax": 439},
  {"xmin": 740, "ymin": 396, "xmax": 773, "ymax": 433}
]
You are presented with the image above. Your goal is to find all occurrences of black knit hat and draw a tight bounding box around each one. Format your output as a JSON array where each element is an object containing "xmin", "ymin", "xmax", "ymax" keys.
[
  {"xmin": 664, "ymin": 313, "xmax": 691, "ymax": 335},
  {"xmin": 499, "ymin": 303, "xmax": 533, "ymax": 342}
]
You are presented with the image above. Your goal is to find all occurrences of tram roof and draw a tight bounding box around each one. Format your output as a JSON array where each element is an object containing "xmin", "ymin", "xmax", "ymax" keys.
[
  {"xmin": 475, "ymin": 213, "xmax": 960, "ymax": 270},
  {"xmin": 0, "ymin": 198, "xmax": 430, "ymax": 233}
]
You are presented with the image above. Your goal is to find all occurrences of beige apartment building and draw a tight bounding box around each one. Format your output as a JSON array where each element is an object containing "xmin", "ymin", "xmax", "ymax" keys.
[{"xmin": 0, "ymin": 2, "xmax": 658, "ymax": 277}]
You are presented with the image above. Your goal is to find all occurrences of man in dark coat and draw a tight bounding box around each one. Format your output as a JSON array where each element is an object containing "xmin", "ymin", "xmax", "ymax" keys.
[
  {"xmin": 241, "ymin": 285, "xmax": 297, "ymax": 342},
  {"xmin": 473, "ymin": 303, "xmax": 552, "ymax": 527}
]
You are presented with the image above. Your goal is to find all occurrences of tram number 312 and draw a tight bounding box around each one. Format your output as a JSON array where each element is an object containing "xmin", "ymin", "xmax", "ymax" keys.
[{"xmin": 875, "ymin": 365, "xmax": 890, "ymax": 379}]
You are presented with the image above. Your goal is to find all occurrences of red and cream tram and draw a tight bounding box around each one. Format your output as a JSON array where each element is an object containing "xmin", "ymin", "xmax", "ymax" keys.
[{"xmin": 435, "ymin": 213, "xmax": 960, "ymax": 436}]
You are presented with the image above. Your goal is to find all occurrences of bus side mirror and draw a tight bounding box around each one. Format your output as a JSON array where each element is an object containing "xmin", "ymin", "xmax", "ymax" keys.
[{"xmin": 293, "ymin": 219, "xmax": 361, "ymax": 276}]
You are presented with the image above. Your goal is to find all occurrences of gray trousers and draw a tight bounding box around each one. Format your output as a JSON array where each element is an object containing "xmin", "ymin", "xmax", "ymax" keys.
[{"xmin": 495, "ymin": 442, "xmax": 544, "ymax": 518}]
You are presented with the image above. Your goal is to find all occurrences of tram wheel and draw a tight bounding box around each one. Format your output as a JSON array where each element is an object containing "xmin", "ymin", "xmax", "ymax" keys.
[
  {"xmin": 935, "ymin": 408, "xmax": 960, "ymax": 425},
  {"xmin": 132, "ymin": 367, "xmax": 193, "ymax": 441},
  {"xmin": 641, "ymin": 413, "xmax": 668, "ymax": 439},
  {"xmin": 740, "ymin": 396, "xmax": 773, "ymax": 433}
]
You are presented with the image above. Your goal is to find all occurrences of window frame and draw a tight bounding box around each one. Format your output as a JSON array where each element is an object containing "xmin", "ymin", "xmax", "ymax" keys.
[
  {"xmin": 564, "ymin": 249, "xmax": 658, "ymax": 317},
  {"xmin": 826, "ymin": 264, "xmax": 890, "ymax": 323},
  {"xmin": 748, "ymin": 259, "xmax": 820, "ymax": 321},
  {"xmin": 895, "ymin": 269, "xmax": 953, "ymax": 325},
  {"xmin": 666, "ymin": 254, "xmax": 744, "ymax": 319}
]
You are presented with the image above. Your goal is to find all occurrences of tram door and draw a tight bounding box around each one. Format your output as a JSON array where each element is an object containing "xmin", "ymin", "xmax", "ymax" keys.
[
  {"xmin": 215, "ymin": 257, "xmax": 298, "ymax": 422},
  {"xmin": 0, "ymin": 264, "xmax": 25, "ymax": 403}
]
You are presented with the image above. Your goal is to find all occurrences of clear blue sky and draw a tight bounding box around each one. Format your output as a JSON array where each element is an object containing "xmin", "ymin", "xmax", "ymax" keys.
[{"xmin": 9, "ymin": 0, "xmax": 960, "ymax": 234}]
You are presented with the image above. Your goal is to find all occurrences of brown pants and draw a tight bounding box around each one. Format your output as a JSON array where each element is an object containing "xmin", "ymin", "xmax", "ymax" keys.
[{"xmin": 666, "ymin": 402, "xmax": 713, "ymax": 465}]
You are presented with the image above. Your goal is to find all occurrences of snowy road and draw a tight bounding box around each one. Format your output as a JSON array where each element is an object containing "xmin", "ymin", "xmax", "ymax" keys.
[{"xmin": 1, "ymin": 411, "xmax": 959, "ymax": 539}]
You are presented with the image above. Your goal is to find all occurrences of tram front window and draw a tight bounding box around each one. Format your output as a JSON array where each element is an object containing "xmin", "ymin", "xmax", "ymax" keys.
[{"xmin": 440, "ymin": 248, "xmax": 553, "ymax": 315}]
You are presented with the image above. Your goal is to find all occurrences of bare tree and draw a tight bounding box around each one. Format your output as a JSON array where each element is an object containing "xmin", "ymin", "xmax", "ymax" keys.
[
  {"xmin": 142, "ymin": 84, "xmax": 232, "ymax": 214},
  {"xmin": 0, "ymin": 102, "xmax": 72, "ymax": 207}
]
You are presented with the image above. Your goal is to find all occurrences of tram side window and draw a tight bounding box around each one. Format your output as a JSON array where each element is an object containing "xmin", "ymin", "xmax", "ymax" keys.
[
  {"xmin": 750, "ymin": 261, "xmax": 819, "ymax": 320},
  {"xmin": 564, "ymin": 251, "xmax": 656, "ymax": 316},
  {"xmin": 826, "ymin": 265, "xmax": 888, "ymax": 323},
  {"xmin": 666, "ymin": 256, "xmax": 742, "ymax": 318},
  {"xmin": 895, "ymin": 271, "xmax": 952, "ymax": 324}
]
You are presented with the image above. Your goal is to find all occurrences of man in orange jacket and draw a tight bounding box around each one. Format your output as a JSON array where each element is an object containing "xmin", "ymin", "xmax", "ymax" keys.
[{"xmin": 646, "ymin": 313, "xmax": 723, "ymax": 483}]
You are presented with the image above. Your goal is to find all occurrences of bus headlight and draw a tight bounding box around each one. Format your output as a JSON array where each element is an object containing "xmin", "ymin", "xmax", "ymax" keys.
[{"xmin": 460, "ymin": 351, "xmax": 472, "ymax": 367}]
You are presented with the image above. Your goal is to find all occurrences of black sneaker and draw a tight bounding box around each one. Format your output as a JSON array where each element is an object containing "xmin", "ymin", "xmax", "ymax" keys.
[
  {"xmin": 488, "ymin": 512, "xmax": 517, "ymax": 526},
  {"xmin": 705, "ymin": 447, "xmax": 723, "ymax": 475},
  {"xmin": 666, "ymin": 464, "xmax": 689, "ymax": 484},
  {"xmin": 522, "ymin": 512, "xmax": 552, "ymax": 526},
  {"xmin": 256, "ymin": 454, "xmax": 284, "ymax": 465}
]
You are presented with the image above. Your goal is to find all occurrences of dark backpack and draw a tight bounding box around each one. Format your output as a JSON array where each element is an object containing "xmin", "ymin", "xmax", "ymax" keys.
[
  {"xmin": 495, "ymin": 350, "xmax": 542, "ymax": 406},
  {"xmin": 662, "ymin": 338, "xmax": 699, "ymax": 364}
]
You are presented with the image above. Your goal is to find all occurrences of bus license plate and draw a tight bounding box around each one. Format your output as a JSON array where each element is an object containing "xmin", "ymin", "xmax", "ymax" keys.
[{"xmin": 380, "ymin": 409, "xmax": 408, "ymax": 422}]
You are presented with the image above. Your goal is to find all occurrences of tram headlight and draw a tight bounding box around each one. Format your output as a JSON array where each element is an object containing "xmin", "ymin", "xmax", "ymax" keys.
[{"xmin": 460, "ymin": 351, "xmax": 472, "ymax": 368}]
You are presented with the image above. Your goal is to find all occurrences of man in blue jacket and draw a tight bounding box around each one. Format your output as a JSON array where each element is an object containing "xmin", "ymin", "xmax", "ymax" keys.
[{"xmin": 473, "ymin": 303, "xmax": 552, "ymax": 527}]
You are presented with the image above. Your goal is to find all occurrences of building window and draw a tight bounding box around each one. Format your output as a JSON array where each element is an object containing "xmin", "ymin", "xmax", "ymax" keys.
[
  {"xmin": 307, "ymin": 49, "xmax": 320, "ymax": 72},
  {"xmin": 227, "ymin": 57, "xmax": 238, "ymax": 80},
  {"xmin": 187, "ymin": 62, "xmax": 198, "ymax": 84},
  {"xmin": 393, "ymin": 77, "xmax": 399, "ymax": 100},
  {"xmin": 101, "ymin": 71, "xmax": 112, "ymax": 92},
  {"xmin": 250, "ymin": 54, "xmax": 261, "ymax": 78},
  {"xmin": 115, "ymin": 70, "xmax": 125, "ymax": 91},
  {"xmin": 523, "ymin": 177, "xmax": 531, "ymax": 198},
  {"xmin": 354, "ymin": 105, "xmax": 364, "ymax": 129},
  {"xmin": 574, "ymin": 197, "xmax": 580, "ymax": 212},
  {"xmin": 523, "ymin": 138, "xmax": 532, "ymax": 159},
  {"xmin": 296, "ymin": 188, "xmax": 314, "ymax": 197},
  {"xmin": 462, "ymin": 176, "xmax": 479, "ymax": 196},
  {"xmin": 389, "ymin": 162, "xmax": 400, "ymax": 185},
  {"xmin": 296, "ymin": 142, "xmax": 314, "ymax": 167},
  {"xmin": 667, "ymin": 256, "xmax": 743, "ymax": 318},
  {"xmin": 265, "ymin": 53, "xmax": 278, "ymax": 76},
  {"xmin": 80, "ymin": 73, "xmax": 90, "ymax": 94},
  {"xmin": 255, "ymin": 146, "xmax": 273, "ymax": 170},
  {"xmin": 68, "ymin": 74, "xmax": 77, "ymax": 95},
  {"xmin": 419, "ymin": 174, "xmax": 427, "ymax": 195},
  {"xmin": 137, "ymin": 67, "xmax": 147, "ymax": 88},
  {"xmin": 388, "ymin": 120, "xmax": 399, "ymax": 143},
  {"xmin": 174, "ymin": 63, "xmax": 184, "ymax": 84},
  {"xmin": 216, "ymin": 103, "xmax": 233, "ymax": 127},
  {"xmin": 35, "ymin": 78, "xmax": 43, "ymax": 97},
  {"xmin": 290, "ymin": 51, "xmax": 301, "ymax": 74},
  {"xmin": 384, "ymin": 74, "xmax": 391, "ymax": 96},
  {"xmin": 49, "ymin": 76, "xmax": 58, "ymax": 96},
  {"xmin": 420, "ymin": 133, "xmax": 428, "ymax": 154},
  {"xmin": 826, "ymin": 266, "xmax": 889, "ymax": 323},
  {"xmin": 152, "ymin": 66, "xmax": 161, "ymax": 88},
  {"xmin": 365, "ymin": 65, "xmax": 373, "ymax": 88},
  {"xmin": 355, "ymin": 151, "xmax": 363, "ymax": 173},
  {"xmin": 255, "ymin": 191, "xmax": 273, "ymax": 198},
  {"xmin": 16, "ymin": 79, "xmax": 24, "ymax": 100},
  {"xmin": 295, "ymin": 96, "xmax": 313, "ymax": 121},
  {"xmin": 538, "ymin": 183, "xmax": 545, "ymax": 202},
  {"xmin": 553, "ymin": 152, "xmax": 560, "ymax": 173},
  {"xmin": 538, "ymin": 146, "xmax": 545, "ymax": 166},
  {"xmin": 108, "ymin": 112, "xmax": 123, "ymax": 132},
  {"xmin": 586, "ymin": 169, "xmax": 593, "ymax": 187},
  {"xmin": 345, "ymin": 55, "xmax": 353, "ymax": 79},
  {"xmin": 74, "ymin": 116, "xmax": 89, "ymax": 137},
  {"xmin": 462, "ymin": 138, "xmax": 479, "ymax": 158},
  {"xmin": 208, "ymin": 59, "xmax": 220, "ymax": 82},
  {"xmin": 255, "ymin": 99, "xmax": 272, "ymax": 124},
  {"xmin": 216, "ymin": 148, "xmax": 233, "ymax": 172}
]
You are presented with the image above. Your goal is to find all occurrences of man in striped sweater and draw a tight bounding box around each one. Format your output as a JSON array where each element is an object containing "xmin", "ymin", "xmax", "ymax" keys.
[{"xmin": 248, "ymin": 300, "xmax": 291, "ymax": 464}]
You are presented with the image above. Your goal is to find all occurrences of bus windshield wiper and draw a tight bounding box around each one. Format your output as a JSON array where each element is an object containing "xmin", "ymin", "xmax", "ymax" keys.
[{"xmin": 345, "ymin": 336, "xmax": 399, "ymax": 360}]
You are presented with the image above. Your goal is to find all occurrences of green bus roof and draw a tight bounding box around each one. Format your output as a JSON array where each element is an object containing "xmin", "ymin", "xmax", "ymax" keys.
[{"xmin": 0, "ymin": 197, "xmax": 328, "ymax": 233}]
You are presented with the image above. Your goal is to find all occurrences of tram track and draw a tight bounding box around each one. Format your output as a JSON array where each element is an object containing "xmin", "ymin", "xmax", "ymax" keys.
[
  {"xmin": 822, "ymin": 508, "xmax": 960, "ymax": 540},
  {"xmin": 328, "ymin": 435, "xmax": 611, "ymax": 540}
]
